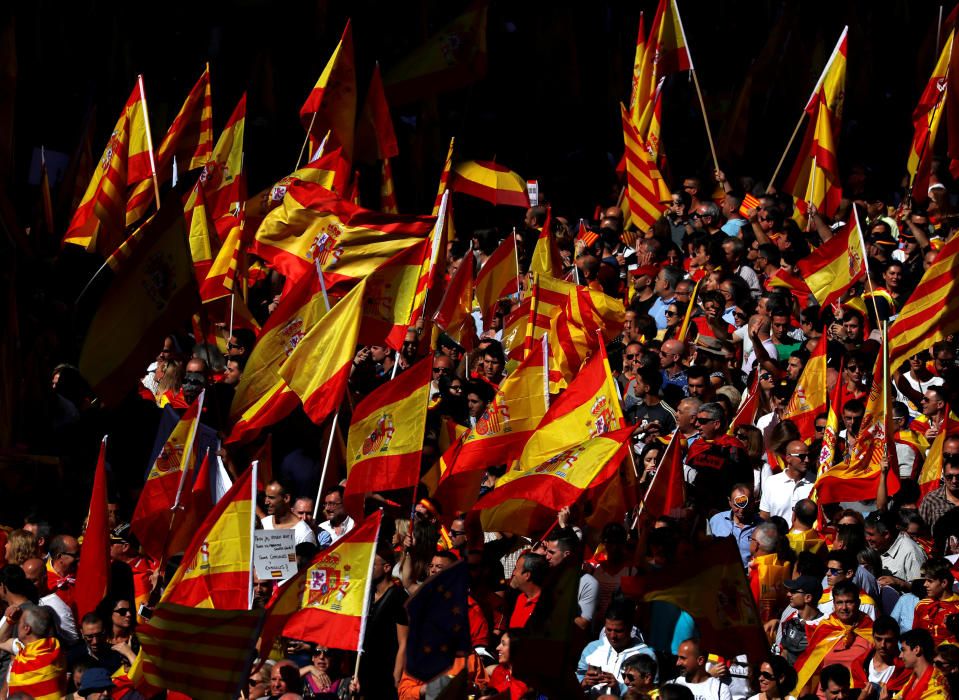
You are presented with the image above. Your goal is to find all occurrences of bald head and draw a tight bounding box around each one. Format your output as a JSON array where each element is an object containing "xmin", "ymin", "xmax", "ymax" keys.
[{"xmin": 21, "ymin": 558, "xmax": 45, "ymax": 589}]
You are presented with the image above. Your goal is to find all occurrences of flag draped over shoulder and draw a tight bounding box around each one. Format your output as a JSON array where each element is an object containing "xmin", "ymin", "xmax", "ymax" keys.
[
  {"xmin": 74, "ymin": 437, "xmax": 111, "ymax": 618},
  {"xmin": 625, "ymin": 537, "xmax": 767, "ymax": 661},
  {"xmin": 260, "ymin": 511, "xmax": 382, "ymax": 653},
  {"xmin": 888, "ymin": 230, "xmax": 959, "ymax": 369},
  {"xmin": 343, "ymin": 357, "xmax": 431, "ymax": 512},
  {"xmin": 784, "ymin": 27, "xmax": 847, "ymax": 225},
  {"xmin": 384, "ymin": 2, "xmax": 488, "ymax": 105},
  {"xmin": 782, "ymin": 335, "xmax": 828, "ymax": 436},
  {"xmin": 475, "ymin": 426, "xmax": 635, "ymax": 536},
  {"xmin": 792, "ymin": 615, "xmax": 874, "ymax": 695},
  {"xmin": 253, "ymin": 180, "xmax": 434, "ymax": 288},
  {"xmin": 160, "ymin": 465, "xmax": 256, "ymax": 610},
  {"xmin": 63, "ymin": 80, "xmax": 153, "ymax": 256},
  {"xmin": 405, "ymin": 560, "xmax": 473, "ymax": 682},
  {"xmin": 78, "ymin": 193, "xmax": 198, "ymax": 406},
  {"xmin": 300, "ymin": 20, "xmax": 357, "ymax": 160},
  {"xmin": 474, "ymin": 232, "xmax": 519, "ymax": 324},
  {"xmin": 8, "ymin": 638, "xmax": 66, "ymax": 700}
]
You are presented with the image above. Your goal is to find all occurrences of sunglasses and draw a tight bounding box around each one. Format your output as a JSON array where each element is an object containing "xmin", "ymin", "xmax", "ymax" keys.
[
  {"xmin": 113, "ymin": 608, "xmax": 133, "ymax": 616},
  {"xmin": 758, "ymin": 671, "xmax": 776, "ymax": 682},
  {"xmin": 815, "ymin": 424, "xmax": 826, "ymax": 431},
  {"xmin": 449, "ymin": 384, "xmax": 464, "ymax": 392},
  {"xmin": 432, "ymin": 367, "xmax": 451, "ymax": 374},
  {"xmin": 665, "ymin": 310, "xmax": 678, "ymax": 317},
  {"xmin": 227, "ymin": 342, "xmax": 243, "ymax": 351},
  {"xmin": 760, "ymin": 372, "xmax": 772, "ymax": 380},
  {"xmin": 694, "ymin": 416, "xmax": 716, "ymax": 424},
  {"xmin": 625, "ymin": 353, "xmax": 638, "ymax": 360},
  {"xmin": 312, "ymin": 647, "xmax": 330, "ymax": 656},
  {"xmin": 623, "ymin": 673, "xmax": 638, "ymax": 682},
  {"xmin": 788, "ymin": 453, "xmax": 811, "ymax": 460},
  {"xmin": 826, "ymin": 567, "xmax": 843, "ymax": 575}
]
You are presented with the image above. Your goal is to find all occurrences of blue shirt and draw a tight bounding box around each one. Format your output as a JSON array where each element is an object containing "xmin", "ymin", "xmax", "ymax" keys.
[
  {"xmin": 708, "ymin": 510, "xmax": 762, "ymax": 567},
  {"xmin": 650, "ymin": 295, "xmax": 677, "ymax": 330},
  {"xmin": 661, "ymin": 368, "xmax": 688, "ymax": 395},
  {"xmin": 722, "ymin": 218, "xmax": 747, "ymax": 236}
]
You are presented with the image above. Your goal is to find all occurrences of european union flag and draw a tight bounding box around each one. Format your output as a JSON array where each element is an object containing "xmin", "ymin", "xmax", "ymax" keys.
[{"xmin": 404, "ymin": 559, "xmax": 472, "ymax": 682}]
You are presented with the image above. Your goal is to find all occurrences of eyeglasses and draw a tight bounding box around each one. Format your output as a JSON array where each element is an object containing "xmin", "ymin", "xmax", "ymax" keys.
[
  {"xmin": 449, "ymin": 384, "xmax": 464, "ymax": 392},
  {"xmin": 826, "ymin": 567, "xmax": 843, "ymax": 575},
  {"xmin": 82, "ymin": 632, "xmax": 106, "ymax": 641},
  {"xmin": 312, "ymin": 647, "xmax": 330, "ymax": 656},
  {"xmin": 665, "ymin": 310, "xmax": 678, "ymax": 317},
  {"xmin": 324, "ymin": 500, "xmax": 343, "ymax": 507},
  {"xmin": 450, "ymin": 529, "xmax": 467, "ymax": 537},
  {"xmin": 759, "ymin": 372, "xmax": 772, "ymax": 380},
  {"xmin": 625, "ymin": 353, "xmax": 638, "ymax": 360},
  {"xmin": 623, "ymin": 673, "xmax": 638, "ymax": 682},
  {"xmin": 227, "ymin": 342, "xmax": 243, "ymax": 351},
  {"xmin": 758, "ymin": 671, "xmax": 776, "ymax": 682},
  {"xmin": 113, "ymin": 608, "xmax": 133, "ymax": 616},
  {"xmin": 694, "ymin": 416, "xmax": 716, "ymax": 424},
  {"xmin": 788, "ymin": 453, "xmax": 811, "ymax": 460},
  {"xmin": 943, "ymin": 472, "xmax": 959, "ymax": 481},
  {"xmin": 815, "ymin": 424, "xmax": 826, "ymax": 432},
  {"xmin": 249, "ymin": 678, "xmax": 260, "ymax": 686},
  {"xmin": 935, "ymin": 660, "xmax": 953, "ymax": 670},
  {"xmin": 733, "ymin": 311, "xmax": 747, "ymax": 320},
  {"xmin": 432, "ymin": 367, "xmax": 451, "ymax": 374}
]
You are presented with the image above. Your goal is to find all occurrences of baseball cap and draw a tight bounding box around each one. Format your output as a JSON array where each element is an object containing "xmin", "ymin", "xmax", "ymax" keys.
[{"xmin": 784, "ymin": 575, "xmax": 823, "ymax": 597}]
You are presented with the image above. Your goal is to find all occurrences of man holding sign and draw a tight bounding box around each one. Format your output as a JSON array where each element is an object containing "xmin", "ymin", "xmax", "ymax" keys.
[{"xmin": 261, "ymin": 478, "xmax": 318, "ymax": 545}]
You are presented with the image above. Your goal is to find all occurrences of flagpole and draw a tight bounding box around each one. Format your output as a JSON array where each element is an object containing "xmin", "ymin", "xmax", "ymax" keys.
[
  {"xmin": 295, "ymin": 112, "xmax": 319, "ymax": 171},
  {"xmin": 512, "ymin": 227, "xmax": 521, "ymax": 296},
  {"xmin": 766, "ymin": 113, "xmax": 808, "ymax": 193},
  {"xmin": 937, "ymin": 5, "xmax": 945, "ymax": 58},
  {"xmin": 172, "ymin": 390, "xmax": 206, "ymax": 508},
  {"xmin": 313, "ymin": 411, "xmax": 340, "ymax": 521},
  {"xmin": 228, "ymin": 292, "xmax": 236, "ymax": 344},
  {"xmin": 541, "ymin": 333, "xmax": 550, "ymax": 411},
  {"xmin": 852, "ymin": 206, "xmax": 884, "ymax": 325},
  {"xmin": 671, "ymin": 1, "xmax": 719, "ymax": 172},
  {"xmin": 351, "ymin": 510, "xmax": 384, "ymax": 688},
  {"xmin": 137, "ymin": 74, "xmax": 162, "ymax": 210}
]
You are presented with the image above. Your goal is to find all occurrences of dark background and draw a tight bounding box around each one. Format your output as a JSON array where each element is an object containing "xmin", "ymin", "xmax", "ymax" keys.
[{"xmin": 2, "ymin": 0, "xmax": 949, "ymax": 230}]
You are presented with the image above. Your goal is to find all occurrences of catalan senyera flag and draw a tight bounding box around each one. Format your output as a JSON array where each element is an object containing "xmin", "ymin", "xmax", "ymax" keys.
[
  {"xmin": 74, "ymin": 437, "xmax": 110, "ymax": 619},
  {"xmin": 228, "ymin": 272, "xmax": 326, "ymax": 426},
  {"xmin": 434, "ymin": 137, "xmax": 455, "ymax": 216},
  {"xmin": 782, "ymin": 336, "xmax": 827, "ymax": 437},
  {"xmin": 300, "ymin": 20, "xmax": 357, "ymax": 160},
  {"xmin": 794, "ymin": 209, "xmax": 866, "ymax": 308},
  {"xmin": 434, "ymin": 249, "xmax": 478, "ymax": 352},
  {"xmin": 476, "ymin": 426, "xmax": 634, "ymax": 535},
  {"xmin": 474, "ymin": 231, "xmax": 519, "ymax": 323},
  {"xmin": 817, "ymin": 360, "xmax": 844, "ymax": 475},
  {"xmin": 548, "ymin": 283, "xmax": 626, "ymax": 390},
  {"xmin": 278, "ymin": 279, "xmax": 365, "ymax": 426},
  {"xmin": 816, "ymin": 333, "xmax": 900, "ymax": 504},
  {"xmin": 203, "ymin": 94, "xmax": 246, "ymax": 235},
  {"xmin": 127, "ymin": 66, "xmax": 213, "ymax": 223},
  {"xmin": 384, "ymin": 2, "xmax": 488, "ymax": 106},
  {"xmin": 261, "ymin": 511, "xmax": 381, "ymax": 652},
  {"xmin": 253, "ymin": 180, "xmax": 434, "ymax": 288},
  {"xmin": 161, "ymin": 464, "xmax": 256, "ymax": 609},
  {"xmin": 625, "ymin": 537, "xmax": 767, "ymax": 662},
  {"xmin": 784, "ymin": 27, "xmax": 847, "ymax": 225},
  {"xmin": 133, "ymin": 603, "xmax": 263, "ymax": 700},
  {"xmin": 78, "ymin": 193, "xmax": 198, "ymax": 406},
  {"xmin": 888, "ymin": 229, "xmax": 959, "ymax": 370},
  {"xmin": 908, "ymin": 31, "xmax": 952, "ymax": 202},
  {"xmin": 521, "ymin": 342, "xmax": 625, "ymax": 469},
  {"xmin": 434, "ymin": 339, "xmax": 550, "ymax": 517},
  {"xmin": 8, "ymin": 638, "xmax": 66, "ymax": 700},
  {"xmin": 343, "ymin": 357, "xmax": 431, "ymax": 512},
  {"xmin": 917, "ymin": 412, "xmax": 958, "ymax": 499},
  {"xmin": 530, "ymin": 205, "xmax": 564, "ymax": 279},
  {"xmin": 641, "ymin": 429, "xmax": 685, "ymax": 519},
  {"xmin": 63, "ymin": 79, "xmax": 153, "ymax": 256},
  {"xmin": 131, "ymin": 395, "xmax": 203, "ymax": 561},
  {"xmin": 359, "ymin": 239, "xmax": 430, "ymax": 350},
  {"xmin": 576, "ymin": 220, "xmax": 599, "ymax": 248},
  {"xmin": 621, "ymin": 103, "xmax": 670, "ymax": 232}
]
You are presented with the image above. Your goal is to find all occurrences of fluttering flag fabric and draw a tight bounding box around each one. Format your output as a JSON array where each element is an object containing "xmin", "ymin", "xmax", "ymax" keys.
[
  {"xmin": 78, "ymin": 193, "xmax": 198, "ymax": 406},
  {"xmin": 203, "ymin": 93, "xmax": 246, "ymax": 236},
  {"xmin": 917, "ymin": 413, "xmax": 958, "ymax": 499},
  {"xmin": 433, "ymin": 248, "xmax": 478, "ymax": 351},
  {"xmin": 783, "ymin": 27, "xmax": 847, "ymax": 225},
  {"xmin": 434, "ymin": 137, "xmax": 455, "ymax": 216},
  {"xmin": 343, "ymin": 357, "xmax": 431, "ymax": 512},
  {"xmin": 165, "ymin": 449, "xmax": 216, "ymax": 559},
  {"xmin": 625, "ymin": 537, "xmax": 767, "ymax": 662},
  {"xmin": 817, "ymin": 360, "xmax": 844, "ymax": 476},
  {"xmin": 160, "ymin": 464, "xmax": 256, "ymax": 610},
  {"xmin": 8, "ymin": 637, "xmax": 66, "ymax": 700},
  {"xmin": 529, "ymin": 205, "xmax": 564, "ymax": 279},
  {"xmin": 127, "ymin": 66, "xmax": 213, "ymax": 223},
  {"xmin": 640, "ymin": 430, "xmax": 685, "ymax": 519},
  {"xmin": 185, "ymin": 183, "xmax": 218, "ymax": 286},
  {"xmin": 199, "ymin": 215, "xmax": 243, "ymax": 302},
  {"xmin": 628, "ymin": 12, "xmax": 650, "ymax": 122},
  {"xmin": 794, "ymin": 211, "xmax": 866, "ymax": 307},
  {"xmin": 300, "ymin": 20, "xmax": 357, "ymax": 160},
  {"xmin": 451, "ymin": 160, "xmax": 530, "ymax": 208},
  {"xmin": 359, "ymin": 240, "xmax": 430, "ymax": 350},
  {"xmin": 261, "ymin": 510, "xmax": 382, "ymax": 652},
  {"xmin": 356, "ymin": 63, "xmax": 399, "ymax": 163},
  {"xmin": 253, "ymin": 180, "xmax": 434, "ymax": 288},
  {"xmin": 405, "ymin": 560, "xmax": 473, "ymax": 682},
  {"xmin": 888, "ymin": 230, "xmax": 959, "ymax": 370},
  {"xmin": 474, "ymin": 231, "xmax": 520, "ymax": 323},
  {"xmin": 621, "ymin": 103, "xmax": 671, "ymax": 232},
  {"xmin": 131, "ymin": 395, "xmax": 204, "ymax": 561},
  {"xmin": 380, "ymin": 159, "xmax": 399, "ymax": 213},
  {"xmin": 434, "ymin": 338, "xmax": 550, "ymax": 517},
  {"xmin": 63, "ymin": 79, "xmax": 153, "ymax": 256},
  {"xmin": 908, "ymin": 31, "xmax": 952, "ymax": 202},
  {"xmin": 74, "ymin": 437, "xmax": 110, "ymax": 619},
  {"xmin": 792, "ymin": 615, "xmax": 875, "ymax": 696},
  {"xmin": 277, "ymin": 279, "xmax": 365, "ymax": 426},
  {"xmin": 730, "ymin": 376, "xmax": 761, "ymax": 433},
  {"xmin": 384, "ymin": 2, "xmax": 488, "ymax": 105},
  {"xmin": 782, "ymin": 336, "xmax": 828, "ymax": 437},
  {"xmin": 476, "ymin": 426, "xmax": 635, "ymax": 535}
]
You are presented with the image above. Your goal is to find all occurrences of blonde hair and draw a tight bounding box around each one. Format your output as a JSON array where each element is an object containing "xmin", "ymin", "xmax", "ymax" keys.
[
  {"xmin": 6, "ymin": 529, "xmax": 37, "ymax": 565},
  {"xmin": 157, "ymin": 358, "xmax": 184, "ymax": 396}
]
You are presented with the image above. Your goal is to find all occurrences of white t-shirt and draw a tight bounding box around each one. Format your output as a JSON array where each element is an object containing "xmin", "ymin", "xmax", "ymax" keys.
[
  {"xmin": 260, "ymin": 516, "xmax": 317, "ymax": 546},
  {"xmin": 867, "ymin": 656, "xmax": 896, "ymax": 685},
  {"xmin": 759, "ymin": 470, "xmax": 814, "ymax": 520},
  {"xmin": 40, "ymin": 592, "xmax": 78, "ymax": 644},
  {"xmin": 676, "ymin": 676, "xmax": 733, "ymax": 700}
]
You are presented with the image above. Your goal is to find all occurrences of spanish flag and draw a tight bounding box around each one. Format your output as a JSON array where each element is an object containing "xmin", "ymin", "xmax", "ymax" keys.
[
  {"xmin": 782, "ymin": 335, "xmax": 827, "ymax": 437},
  {"xmin": 359, "ymin": 239, "xmax": 430, "ymax": 350},
  {"xmin": 434, "ymin": 247, "xmax": 478, "ymax": 352},
  {"xmin": 792, "ymin": 615, "xmax": 874, "ymax": 694},
  {"xmin": 529, "ymin": 205, "xmax": 564, "ymax": 280},
  {"xmin": 434, "ymin": 337, "xmax": 550, "ymax": 518},
  {"xmin": 253, "ymin": 180, "xmax": 434, "ymax": 288},
  {"xmin": 261, "ymin": 510, "xmax": 382, "ymax": 652},
  {"xmin": 343, "ymin": 357, "xmax": 431, "ymax": 512},
  {"xmin": 356, "ymin": 63, "xmax": 399, "ymax": 163},
  {"xmin": 476, "ymin": 426, "xmax": 634, "ymax": 535},
  {"xmin": 909, "ymin": 31, "xmax": 952, "ymax": 203},
  {"xmin": 917, "ymin": 413, "xmax": 959, "ymax": 499},
  {"xmin": 63, "ymin": 78, "xmax": 154, "ymax": 256},
  {"xmin": 278, "ymin": 278, "xmax": 365, "ymax": 426},
  {"xmin": 8, "ymin": 638, "xmax": 66, "ymax": 700},
  {"xmin": 384, "ymin": 2, "xmax": 488, "ymax": 106},
  {"xmin": 131, "ymin": 394, "xmax": 204, "ymax": 562},
  {"xmin": 640, "ymin": 429, "xmax": 685, "ymax": 519},
  {"xmin": 165, "ymin": 448, "xmax": 216, "ymax": 559},
  {"xmin": 127, "ymin": 65, "xmax": 213, "ymax": 223},
  {"xmin": 161, "ymin": 464, "xmax": 256, "ymax": 610},
  {"xmin": 185, "ymin": 182, "xmax": 218, "ymax": 286},
  {"xmin": 433, "ymin": 137, "xmax": 455, "ymax": 216},
  {"xmin": 784, "ymin": 27, "xmax": 847, "ymax": 225},
  {"xmin": 816, "ymin": 362, "xmax": 843, "ymax": 475},
  {"xmin": 795, "ymin": 210, "xmax": 866, "ymax": 308},
  {"xmin": 889, "ymin": 229, "xmax": 959, "ymax": 370},
  {"xmin": 78, "ymin": 193, "xmax": 198, "ymax": 406},
  {"xmin": 300, "ymin": 20, "xmax": 357, "ymax": 160},
  {"xmin": 74, "ymin": 437, "xmax": 111, "ymax": 619},
  {"xmin": 474, "ymin": 231, "xmax": 519, "ymax": 324},
  {"xmin": 226, "ymin": 380, "xmax": 301, "ymax": 446},
  {"xmin": 204, "ymin": 94, "xmax": 246, "ymax": 236},
  {"xmin": 628, "ymin": 12, "xmax": 650, "ymax": 123},
  {"xmin": 199, "ymin": 214, "xmax": 243, "ymax": 303}
]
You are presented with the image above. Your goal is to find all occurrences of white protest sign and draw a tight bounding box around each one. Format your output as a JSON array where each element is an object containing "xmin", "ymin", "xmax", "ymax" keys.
[{"xmin": 254, "ymin": 529, "xmax": 298, "ymax": 581}]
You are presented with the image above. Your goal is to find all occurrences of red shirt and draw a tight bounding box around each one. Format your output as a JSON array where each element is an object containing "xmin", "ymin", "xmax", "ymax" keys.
[{"xmin": 509, "ymin": 592, "xmax": 539, "ymax": 629}]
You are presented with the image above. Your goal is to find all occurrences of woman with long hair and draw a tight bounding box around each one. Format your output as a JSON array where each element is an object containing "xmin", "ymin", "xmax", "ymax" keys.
[
  {"xmin": 4, "ymin": 530, "xmax": 37, "ymax": 566},
  {"xmin": 488, "ymin": 632, "xmax": 529, "ymax": 699},
  {"xmin": 748, "ymin": 655, "xmax": 798, "ymax": 700}
]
